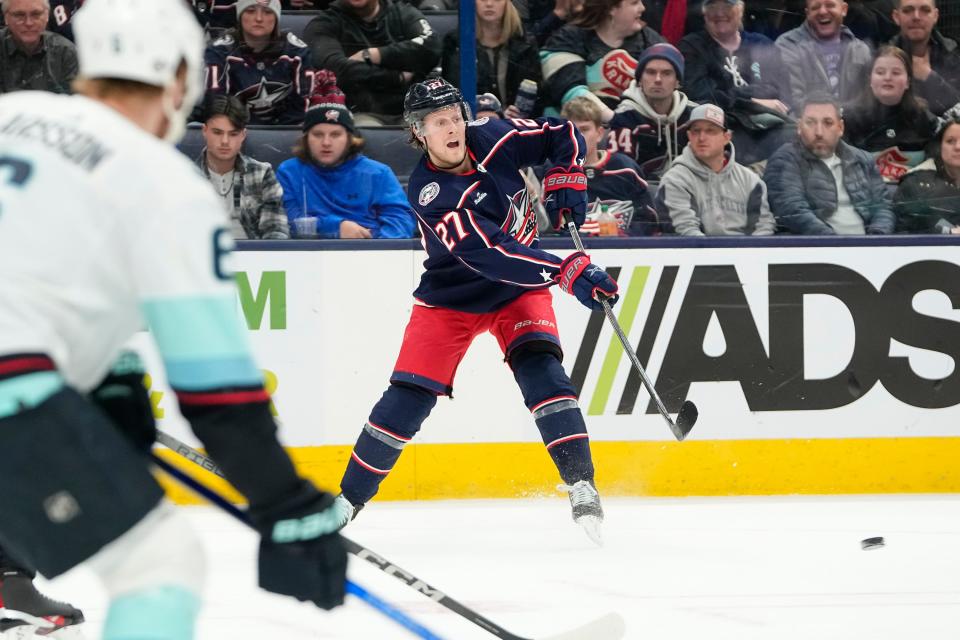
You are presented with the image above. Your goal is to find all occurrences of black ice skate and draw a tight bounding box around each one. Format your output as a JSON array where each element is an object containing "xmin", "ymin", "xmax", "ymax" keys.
[
  {"xmin": 0, "ymin": 570, "xmax": 84, "ymax": 636},
  {"xmin": 559, "ymin": 480, "xmax": 604, "ymax": 546}
]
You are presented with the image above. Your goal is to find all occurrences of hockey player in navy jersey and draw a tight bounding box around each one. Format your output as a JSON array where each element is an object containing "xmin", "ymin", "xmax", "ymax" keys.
[
  {"xmin": 204, "ymin": 0, "xmax": 319, "ymax": 125},
  {"xmin": 335, "ymin": 78, "xmax": 620, "ymax": 545}
]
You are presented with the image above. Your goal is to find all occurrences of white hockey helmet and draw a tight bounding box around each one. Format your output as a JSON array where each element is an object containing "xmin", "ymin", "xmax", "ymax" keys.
[{"xmin": 72, "ymin": 0, "xmax": 205, "ymax": 143}]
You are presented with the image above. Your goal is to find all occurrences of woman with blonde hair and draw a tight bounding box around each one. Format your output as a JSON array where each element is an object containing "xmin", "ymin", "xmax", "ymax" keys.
[{"xmin": 441, "ymin": 0, "xmax": 542, "ymax": 118}]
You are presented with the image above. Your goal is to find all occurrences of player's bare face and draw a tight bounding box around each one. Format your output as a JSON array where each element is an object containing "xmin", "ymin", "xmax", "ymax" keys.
[
  {"xmin": 203, "ymin": 116, "xmax": 246, "ymax": 164},
  {"xmin": 307, "ymin": 123, "xmax": 351, "ymax": 167},
  {"xmin": 4, "ymin": 0, "xmax": 48, "ymax": 50},
  {"xmin": 421, "ymin": 107, "xmax": 470, "ymax": 173},
  {"xmin": 240, "ymin": 6, "xmax": 277, "ymax": 40}
]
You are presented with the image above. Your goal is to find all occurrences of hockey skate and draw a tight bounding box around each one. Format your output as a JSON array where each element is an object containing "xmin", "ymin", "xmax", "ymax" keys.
[
  {"xmin": 332, "ymin": 494, "xmax": 363, "ymax": 532},
  {"xmin": 559, "ymin": 480, "xmax": 604, "ymax": 546},
  {"xmin": 0, "ymin": 570, "xmax": 84, "ymax": 637}
]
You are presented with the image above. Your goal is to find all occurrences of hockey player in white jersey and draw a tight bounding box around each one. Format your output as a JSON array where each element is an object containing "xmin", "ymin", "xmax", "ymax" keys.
[{"xmin": 0, "ymin": 0, "xmax": 348, "ymax": 638}]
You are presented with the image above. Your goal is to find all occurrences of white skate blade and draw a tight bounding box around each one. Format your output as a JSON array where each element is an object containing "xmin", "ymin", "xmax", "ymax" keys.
[
  {"xmin": 575, "ymin": 514, "xmax": 603, "ymax": 547},
  {"xmin": 539, "ymin": 612, "xmax": 626, "ymax": 640}
]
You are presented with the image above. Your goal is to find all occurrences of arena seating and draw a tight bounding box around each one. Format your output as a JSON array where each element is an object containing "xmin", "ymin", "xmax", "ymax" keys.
[
  {"xmin": 280, "ymin": 10, "xmax": 458, "ymax": 42},
  {"xmin": 178, "ymin": 124, "xmax": 422, "ymax": 187}
]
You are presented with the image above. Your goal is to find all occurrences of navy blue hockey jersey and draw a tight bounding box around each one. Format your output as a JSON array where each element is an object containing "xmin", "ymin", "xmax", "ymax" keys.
[
  {"xmin": 408, "ymin": 116, "xmax": 585, "ymax": 313},
  {"xmin": 204, "ymin": 31, "xmax": 316, "ymax": 125}
]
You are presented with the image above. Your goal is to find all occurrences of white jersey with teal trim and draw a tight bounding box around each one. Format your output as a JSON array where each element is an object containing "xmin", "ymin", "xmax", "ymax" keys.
[{"xmin": 0, "ymin": 91, "xmax": 262, "ymax": 397}]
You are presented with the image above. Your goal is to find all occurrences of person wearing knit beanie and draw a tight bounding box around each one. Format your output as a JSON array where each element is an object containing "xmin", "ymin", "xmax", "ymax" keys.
[
  {"xmin": 298, "ymin": 71, "xmax": 360, "ymax": 165},
  {"xmin": 303, "ymin": 91, "xmax": 357, "ymax": 135},
  {"xmin": 236, "ymin": 0, "xmax": 281, "ymax": 20},
  {"xmin": 636, "ymin": 42, "xmax": 685, "ymax": 82}
]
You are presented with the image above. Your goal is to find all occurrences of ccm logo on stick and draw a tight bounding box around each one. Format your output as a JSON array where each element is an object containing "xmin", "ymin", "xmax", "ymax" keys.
[{"xmin": 356, "ymin": 549, "xmax": 447, "ymax": 602}]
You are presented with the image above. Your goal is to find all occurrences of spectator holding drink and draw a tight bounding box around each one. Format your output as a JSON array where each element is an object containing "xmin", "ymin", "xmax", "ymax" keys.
[{"xmin": 276, "ymin": 83, "xmax": 415, "ymax": 239}]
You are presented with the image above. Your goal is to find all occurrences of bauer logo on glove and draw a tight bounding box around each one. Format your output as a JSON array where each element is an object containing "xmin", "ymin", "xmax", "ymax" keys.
[
  {"xmin": 542, "ymin": 165, "xmax": 588, "ymax": 230},
  {"xmin": 555, "ymin": 251, "xmax": 619, "ymax": 312}
]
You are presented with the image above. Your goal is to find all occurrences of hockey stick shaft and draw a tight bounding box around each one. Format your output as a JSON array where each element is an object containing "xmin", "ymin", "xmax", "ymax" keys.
[
  {"xmin": 154, "ymin": 431, "xmax": 537, "ymax": 639},
  {"xmin": 562, "ymin": 220, "xmax": 684, "ymax": 439},
  {"xmin": 150, "ymin": 453, "xmax": 447, "ymax": 640},
  {"xmin": 518, "ymin": 169, "xmax": 693, "ymax": 440}
]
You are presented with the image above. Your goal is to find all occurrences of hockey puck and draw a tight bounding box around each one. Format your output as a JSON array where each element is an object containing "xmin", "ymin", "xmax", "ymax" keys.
[{"xmin": 861, "ymin": 536, "xmax": 885, "ymax": 550}]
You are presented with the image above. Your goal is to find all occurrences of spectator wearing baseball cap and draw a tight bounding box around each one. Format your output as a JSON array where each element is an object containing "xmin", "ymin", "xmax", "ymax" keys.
[
  {"xmin": 655, "ymin": 103, "xmax": 777, "ymax": 235},
  {"xmin": 276, "ymin": 76, "xmax": 415, "ymax": 239},
  {"xmin": 608, "ymin": 43, "xmax": 698, "ymax": 180},
  {"xmin": 678, "ymin": 0, "xmax": 795, "ymax": 165}
]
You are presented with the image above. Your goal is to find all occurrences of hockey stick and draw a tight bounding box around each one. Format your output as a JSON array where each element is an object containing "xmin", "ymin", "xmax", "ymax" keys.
[
  {"xmin": 150, "ymin": 453, "xmax": 446, "ymax": 640},
  {"xmin": 155, "ymin": 430, "xmax": 626, "ymax": 640},
  {"xmin": 520, "ymin": 169, "xmax": 697, "ymax": 441}
]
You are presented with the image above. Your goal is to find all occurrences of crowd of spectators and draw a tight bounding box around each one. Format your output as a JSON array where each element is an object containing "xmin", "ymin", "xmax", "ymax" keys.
[{"xmin": 5, "ymin": 0, "xmax": 960, "ymax": 237}]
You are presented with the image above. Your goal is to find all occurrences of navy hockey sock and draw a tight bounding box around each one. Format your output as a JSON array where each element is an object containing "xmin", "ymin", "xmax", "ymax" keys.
[
  {"xmin": 340, "ymin": 383, "xmax": 436, "ymax": 506},
  {"xmin": 511, "ymin": 348, "xmax": 595, "ymax": 485}
]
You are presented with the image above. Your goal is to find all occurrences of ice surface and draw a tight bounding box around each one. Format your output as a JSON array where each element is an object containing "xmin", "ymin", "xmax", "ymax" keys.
[{"xmin": 26, "ymin": 495, "xmax": 960, "ymax": 639}]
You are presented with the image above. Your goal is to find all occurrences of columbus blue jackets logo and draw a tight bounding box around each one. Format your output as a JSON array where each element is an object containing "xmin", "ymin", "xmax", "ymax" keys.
[
  {"xmin": 237, "ymin": 77, "xmax": 293, "ymax": 118},
  {"xmin": 504, "ymin": 188, "xmax": 538, "ymax": 245},
  {"xmin": 419, "ymin": 182, "xmax": 440, "ymax": 206}
]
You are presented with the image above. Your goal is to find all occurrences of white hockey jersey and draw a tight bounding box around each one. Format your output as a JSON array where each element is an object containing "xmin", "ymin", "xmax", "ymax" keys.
[{"xmin": 0, "ymin": 91, "xmax": 262, "ymax": 409}]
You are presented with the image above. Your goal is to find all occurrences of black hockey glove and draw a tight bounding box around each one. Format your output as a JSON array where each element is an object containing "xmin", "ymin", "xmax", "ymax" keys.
[
  {"xmin": 249, "ymin": 482, "xmax": 348, "ymax": 611},
  {"xmin": 542, "ymin": 165, "xmax": 588, "ymax": 230},
  {"xmin": 89, "ymin": 350, "xmax": 157, "ymax": 454},
  {"xmin": 556, "ymin": 252, "xmax": 619, "ymax": 312}
]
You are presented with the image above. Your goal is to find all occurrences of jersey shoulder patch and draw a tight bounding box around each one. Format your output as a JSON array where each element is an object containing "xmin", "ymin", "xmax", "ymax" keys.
[
  {"xmin": 418, "ymin": 181, "xmax": 440, "ymax": 206},
  {"xmin": 468, "ymin": 116, "xmax": 489, "ymax": 127}
]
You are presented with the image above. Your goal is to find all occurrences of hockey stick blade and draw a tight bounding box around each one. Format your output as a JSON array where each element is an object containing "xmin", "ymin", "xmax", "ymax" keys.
[
  {"xmin": 676, "ymin": 400, "xmax": 698, "ymax": 437},
  {"xmin": 156, "ymin": 431, "xmax": 626, "ymax": 640}
]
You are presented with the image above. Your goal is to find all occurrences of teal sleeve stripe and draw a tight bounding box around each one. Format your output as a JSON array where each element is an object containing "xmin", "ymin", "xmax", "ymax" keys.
[
  {"xmin": 164, "ymin": 357, "xmax": 264, "ymax": 391},
  {"xmin": 561, "ymin": 85, "xmax": 592, "ymax": 105},
  {"xmin": 0, "ymin": 371, "xmax": 64, "ymax": 418},
  {"xmin": 103, "ymin": 586, "xmax": 200, "ymax": 640},
  {"xmin": 141, "ymin": 296, "xmax": 263, "ymax": 391}
]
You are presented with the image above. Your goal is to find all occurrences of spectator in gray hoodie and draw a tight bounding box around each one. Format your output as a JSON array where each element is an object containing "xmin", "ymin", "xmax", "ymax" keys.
[{"xmin": 655, "ymin": 103, "xmax": 776, "ymax": 236}]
